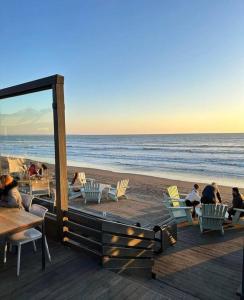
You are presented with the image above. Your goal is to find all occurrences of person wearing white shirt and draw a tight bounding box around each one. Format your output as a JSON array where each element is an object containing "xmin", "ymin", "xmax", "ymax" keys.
[{"xmin": 185, "ymin": 184, "xmax": 201, "ymax": 217}]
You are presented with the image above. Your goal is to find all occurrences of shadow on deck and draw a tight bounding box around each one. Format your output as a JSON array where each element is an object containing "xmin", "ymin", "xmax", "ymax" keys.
[
  {"xmin": 152, "ymin": 224, "xmax": 244, "ymax": 300},
  {"xmin": 0, "ymin": 239, "xmax": 164, "ymax": 300},
  {"xmin": 1, "ymin": 206, "xmax": 242, "ymax": 300}
]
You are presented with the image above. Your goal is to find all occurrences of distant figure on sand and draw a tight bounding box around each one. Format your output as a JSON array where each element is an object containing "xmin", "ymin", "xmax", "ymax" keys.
[
  {"xmin": 28, "ymin": 163, "xmax": 38, "ymax": 177},
  {"xmin": 228, "ymin": 187, "xmax": 244, "ymax": 220},
  {"xmin": 38, "ymin": 163, "xmax": 48, "ymax": 177},
  {"xmin": 201, "ymin": 182, "xmax": 222, "ymax": 204},
  {"xmin": 185, "ymin": 184, "xmax": 201, "ymax": 217},
  {"xmin": 0, "ymin": 175, "xmax": 23, "ymax": 208},
  {"xmin": 71, "ymin": 172, "xmax": 78, "ymax": 186},
  {"xmin": 70, "ymin": 172, "xmax": 81, "ymax": 192}
]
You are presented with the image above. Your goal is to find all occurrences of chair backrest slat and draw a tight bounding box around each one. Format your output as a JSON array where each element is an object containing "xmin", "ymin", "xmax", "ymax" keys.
[
  {"xmin": 78, "ymin": 172, "xmax": 86, "ymax": 185},
  {"xmin": 20, "ymin": 193, "xmax": 33, "ymax": 211},
  {"xmin": 116, "ymin": 179, "xmax": 129, "ymax": 198},
  {"xmin": 29, "ymin": 204, "xmax": 48, "ymax": 219},
  {"xmin": 84, "ymin": 182, "xmax": 101, "ymax": 200}
]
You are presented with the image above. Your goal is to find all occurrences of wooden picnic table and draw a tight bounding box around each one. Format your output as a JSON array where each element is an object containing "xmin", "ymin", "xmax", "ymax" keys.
[{"xmin": 0, "ymin": 207, "xmax": 46, "ymax": 270}]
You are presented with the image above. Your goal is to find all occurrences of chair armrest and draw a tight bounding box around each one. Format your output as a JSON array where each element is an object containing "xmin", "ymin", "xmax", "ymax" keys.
[
  {"xmin": 168, "ymin": 207, "xmax": 192, "ymax": 210},
  {"xmin": 170, "ymin": 198, "xmax": 186, "ymax": 202},
  {"xmin": 233, "ymin": 208, "xmax": 244, "ymax": 212}
]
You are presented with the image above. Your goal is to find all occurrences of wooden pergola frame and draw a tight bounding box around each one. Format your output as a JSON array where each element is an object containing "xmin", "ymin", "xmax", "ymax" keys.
[{"xmin": 0, "ymin": 74, "xmax": 68, "ymax": 239}]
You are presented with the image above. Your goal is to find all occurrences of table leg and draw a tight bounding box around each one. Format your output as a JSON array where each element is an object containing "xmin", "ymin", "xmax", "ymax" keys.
[{"xmin": 42, "ymin": 221, "xmax": 46, "ymax": 271}]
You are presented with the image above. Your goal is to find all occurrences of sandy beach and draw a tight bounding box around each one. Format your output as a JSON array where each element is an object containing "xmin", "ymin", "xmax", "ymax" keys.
[{"xmin": 1, "ymin": 156, "xmax": 239, "ymax": 224}]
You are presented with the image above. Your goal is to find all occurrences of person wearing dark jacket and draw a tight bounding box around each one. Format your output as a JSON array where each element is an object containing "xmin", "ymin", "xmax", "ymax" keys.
[
  {"xmin": 228, "ymin": 187, "xmax": 244, "ymax": 220},
  {"xmin": 201, "ymin": 183, "xmax": 222, "ymax": 204},
  {"xmin": 201, "ymin": 185, "xmax": 216, "ymax": 204},
  {"xmin": 0, "ymin": 175, "xmax": 23, "ymax": 208}
]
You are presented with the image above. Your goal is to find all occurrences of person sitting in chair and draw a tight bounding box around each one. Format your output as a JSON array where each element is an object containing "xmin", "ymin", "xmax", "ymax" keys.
[
  {"xmin": 0, "ymin": 175, "xmax": 23, "ymax": 209},
  {"xmin": 185, "ymin": 184, "xmax": 201, "ymax": 217},
  {"xmin": 228, "ymin": 187, "xmax": 244, "ymax": 220},
  {"xmin": 28, "ymin": 163, "xmax": 38, "ymax": 177},
  {"xmin": 201, "ymin": 182, "xmax": 222, "ymax": 204}
]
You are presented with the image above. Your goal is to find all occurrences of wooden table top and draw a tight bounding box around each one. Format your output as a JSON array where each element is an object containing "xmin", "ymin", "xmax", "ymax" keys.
[{"xmin": 0, "ymin": 208, "xmax": 43, "ymax": 236}]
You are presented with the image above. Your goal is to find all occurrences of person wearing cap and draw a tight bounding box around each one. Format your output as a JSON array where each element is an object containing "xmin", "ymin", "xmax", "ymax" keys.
[{"xmin": 0, "ymin": 175, "xmax": 23, "ymax": 208}]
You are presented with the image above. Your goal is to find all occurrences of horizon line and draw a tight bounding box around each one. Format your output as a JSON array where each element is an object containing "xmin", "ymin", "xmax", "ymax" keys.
[{"xmin": 1, "ymin": 132, "xmax": 244, "ymax": 136}]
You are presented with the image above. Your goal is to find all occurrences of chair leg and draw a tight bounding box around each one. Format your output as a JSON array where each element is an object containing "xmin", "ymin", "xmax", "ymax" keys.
[
  {"xmin": 44, "ymin": 236, "xmax": 51, "ymax": 262},
  {"xmin": 17, "ymin": 245, "xmax": 21, "ymax": 276},
  {"xmin": 221, "ymin": 227, "xmax": 224, "ymax": 235},
  {"xmin": 33, "ymin": 241, "xmax": 37, "ymax": 252},
  {"xmin": 3, "ymin": 242, "xmax": 7, "ymax": 264}
]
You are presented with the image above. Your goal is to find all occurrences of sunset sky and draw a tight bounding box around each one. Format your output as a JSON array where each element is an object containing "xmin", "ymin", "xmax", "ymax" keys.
[{"xmin": 0, "ymin": 0, "xmax": 243, "ymax": 134}]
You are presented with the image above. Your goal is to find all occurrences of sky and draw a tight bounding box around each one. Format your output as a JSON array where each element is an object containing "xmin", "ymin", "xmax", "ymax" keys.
[{"xmin": 0, "ymin": 0, "xmax": 243, "ymax": 134}]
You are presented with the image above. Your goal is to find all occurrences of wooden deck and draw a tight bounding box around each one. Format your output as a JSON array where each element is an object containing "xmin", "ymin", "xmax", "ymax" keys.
[
  {"xmin": 0, "ymin": 239, "xmax": 164, "ymax": 300},
  {"xmin": 152, "ymin": 223, "xmax": 244, "ymax": 300},
  {"xmin": 0, "ymin": 221, "xmax": 243, "ymax": 299}
]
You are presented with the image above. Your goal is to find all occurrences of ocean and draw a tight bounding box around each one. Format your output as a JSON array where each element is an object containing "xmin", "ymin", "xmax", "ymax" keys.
[{"xmin": 0, "ymin": 133, "xmax": 244, "ymax": 187}]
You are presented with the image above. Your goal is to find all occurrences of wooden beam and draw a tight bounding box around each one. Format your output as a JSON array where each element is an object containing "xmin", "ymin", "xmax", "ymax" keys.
[
  {"xmin": 52, "ymin": 80, "xmax": 68, "ymax": 239},
  {"xmin": 0, "ymin": 75, "xmax": 64, "ymax": 100}
]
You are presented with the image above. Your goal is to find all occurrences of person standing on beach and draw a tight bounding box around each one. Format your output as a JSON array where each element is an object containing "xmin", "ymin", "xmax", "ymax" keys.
[{"xmin": 185, "ymin": 184, "xmax": 201, "ymax": 217}]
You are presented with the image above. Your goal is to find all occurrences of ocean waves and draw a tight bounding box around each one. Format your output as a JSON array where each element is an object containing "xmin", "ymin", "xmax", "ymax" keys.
[{"xmin": 1, "ymin": 133, "xmax": 244, "ymax": 186}]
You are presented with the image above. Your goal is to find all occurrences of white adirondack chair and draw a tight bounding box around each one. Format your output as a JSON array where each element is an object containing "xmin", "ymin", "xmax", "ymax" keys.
[
  {"xmin": 198, "ymin": 204, "xmax": 228, "ymax": 235},
  {"xmin": 108, "ymin": 179, "xmax": 129, "ymax": 201},
  {"xmin": 163, "ymin": 193, "xmax": 193, "ymax": 224},
  {"xmin": 7, "ymin": 157, "xmax": 27, "ymax": 179},
  {"xmin": 232, "ymin": 208, "xmax": 244, "ymax": 225},
  {"xmin": 83, "ymin": 182, "xmax": 102, "ymax": 204}
]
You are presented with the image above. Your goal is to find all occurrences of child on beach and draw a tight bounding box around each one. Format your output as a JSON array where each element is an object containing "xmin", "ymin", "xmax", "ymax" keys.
[{"xmin": 185, "ymin": 184, "xmax": 201, "ymax": 217}]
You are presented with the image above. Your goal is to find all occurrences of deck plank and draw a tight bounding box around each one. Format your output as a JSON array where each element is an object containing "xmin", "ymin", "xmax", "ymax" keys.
[{"xmin": 153, "ymin": 225, "xmax": 243, "ymax": 300}]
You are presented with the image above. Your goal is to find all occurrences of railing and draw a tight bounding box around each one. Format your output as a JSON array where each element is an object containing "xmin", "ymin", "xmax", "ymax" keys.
[
  {"xmin": 33, "ymin": 197, "xmax": 177, "ymax": 276},
  {"xmin": 63, "ymin": 210, "xmax": 154, "ymax": 274}
]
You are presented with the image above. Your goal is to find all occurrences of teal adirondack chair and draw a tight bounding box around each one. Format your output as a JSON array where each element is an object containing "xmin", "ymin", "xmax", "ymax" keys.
[
  {"xmin": 198, "ymin": 204, "xmax": 228, "ymax": 235},
  {"xmin": 163, "ymin": 192, "xmax": 193, "ymax": 225},
  {"xmin": 83, "ymin": 182, "xmax": 102, "ymax": 204},
  {"xmin": 232, "ymin": 208, "xmax": 244, "ymax": 225}
]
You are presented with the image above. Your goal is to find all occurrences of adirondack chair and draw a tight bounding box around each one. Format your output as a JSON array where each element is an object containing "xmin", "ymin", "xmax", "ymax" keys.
[
  {"xmin": 198, "ymin": 204, "xmax": 228, "ymax": 235},
  {"xmin": 83, "ymin": 182, "xmax": 102, "ymax": 204},
  {"xmin": 163, "ymin": 193, "xmax": 193, "ymax": 224},
  {"xmin": 232, "ymin": 208, "xmax": 244, "ymax": 225},
  {"xmin": 70, "ymin": 172, "xmax": 94, "ymax": 191},
  {"xmin": 7, "ymin": 157, "xmax": 27, "ymax": 179},
  {"xmin": 108, "ymin": 179, "xmax": 129, "ymax": 201},
  {"xmin": 167, "ymin": 185, "xmax": 187, "ymax": 206}
]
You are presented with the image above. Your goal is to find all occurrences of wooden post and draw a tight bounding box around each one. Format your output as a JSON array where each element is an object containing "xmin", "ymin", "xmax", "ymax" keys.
[
  {"xmin": 241, "ymin": 244, "xmax": 244, "ymax": 300},
  {"xmin": 52, "ymin": 76, "xmax": 68, "ymax": 240},
  {"xmin": 0, "ymin": 74, "xmax": 68, "ymax": 241}
]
